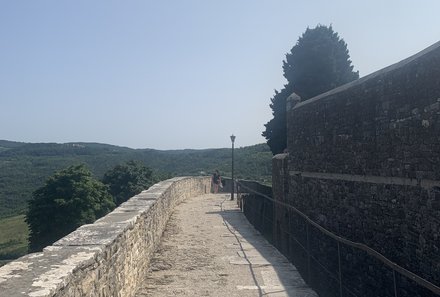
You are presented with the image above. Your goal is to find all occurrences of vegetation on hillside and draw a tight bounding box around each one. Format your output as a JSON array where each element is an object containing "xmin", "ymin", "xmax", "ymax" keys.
[
  {"xmin": 263, "ymin": 25, "xmax": 359, "ymax": 154},
  {"xmin": 0, "ymin": 215, "xmax": 29, "ymax": 266},
  {"xmin": 0, "ymin": 141, "xmax": 272, "ymax": 218}
]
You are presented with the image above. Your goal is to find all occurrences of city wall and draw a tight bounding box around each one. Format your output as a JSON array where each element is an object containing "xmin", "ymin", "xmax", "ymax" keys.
[
  {"xmin": 0, "ymin": 177, "xmax": 210, "ymax": 297},
  {"xmin": 273, "ymin": 41, "xmax": 440, "ymax": 293}
]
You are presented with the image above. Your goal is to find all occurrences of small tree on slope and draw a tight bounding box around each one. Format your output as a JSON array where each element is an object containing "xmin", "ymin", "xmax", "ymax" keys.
[
  {"xmin": 102, "ymin": 160, "xmax": 155, "ymax": 206},
  {"xmin": 26, "ymin": 164, "xmax": 114, "ymax": 252}
]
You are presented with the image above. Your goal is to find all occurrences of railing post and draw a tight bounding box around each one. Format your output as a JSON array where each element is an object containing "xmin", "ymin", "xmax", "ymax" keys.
[
  {"xmin": 393, "ymin": 270, "xmax": 398, "ymax": 297},
  {"xmin": 237, "ymin": 182, "xmax": 241, "ymax": 210},
  {"xmin": 338, "ymin": 241, "xmax": 343, "ymax": 297},
  {"xmin": 306, "ymin": 223, "xmax": 311, "ymax": 284}
]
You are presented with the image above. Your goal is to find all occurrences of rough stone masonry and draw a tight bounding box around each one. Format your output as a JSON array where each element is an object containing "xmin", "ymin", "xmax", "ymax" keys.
[{"xmin": 273, "ymin": 40, "xmax": 440, "ymax": 291}]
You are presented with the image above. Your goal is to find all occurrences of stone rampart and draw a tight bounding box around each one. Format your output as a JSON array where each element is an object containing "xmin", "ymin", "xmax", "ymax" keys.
[
  {"xmin": 276, "ymin": 41, "xmax": 440, "ymax": 294},
  {"xmin": 0, "ymin": 176, "xmax": 210, "ymax": 297}
]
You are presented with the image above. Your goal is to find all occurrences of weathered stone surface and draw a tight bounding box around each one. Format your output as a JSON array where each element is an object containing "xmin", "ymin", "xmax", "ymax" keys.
[
  {"xmin": 273, "ymin": 40, "xmax": 440, "ymax": 295},
  {"xmin": 0, "ymin": 177, "xmax": 210, "ymax": 297},
  {"xmin": 0, "ymin": 246, "xmax": 102, "ymax": 297}
]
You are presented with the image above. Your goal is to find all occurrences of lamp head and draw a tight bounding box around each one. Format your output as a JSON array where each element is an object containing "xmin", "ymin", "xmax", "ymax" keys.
[{"xmin": 230, "ymin": 134, "xmax": 236, "ymax": 143}]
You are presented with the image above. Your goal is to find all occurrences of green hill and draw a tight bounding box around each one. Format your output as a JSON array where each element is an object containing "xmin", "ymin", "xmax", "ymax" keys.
[
  {"xmin": 0, "ymin": 215, "xmax": 29, "ymax": 265},
  {"xmin": 0, "ymin": 140, "xmax": 272, "ymax": 218}
]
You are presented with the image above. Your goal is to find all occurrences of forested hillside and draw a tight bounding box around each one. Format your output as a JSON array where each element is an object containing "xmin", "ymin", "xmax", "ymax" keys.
[{"xmin": 0, "ymin": 140, "xmax": 272, "ymax": 218}]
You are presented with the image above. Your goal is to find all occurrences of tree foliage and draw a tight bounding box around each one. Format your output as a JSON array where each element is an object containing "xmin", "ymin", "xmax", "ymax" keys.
[
  {"xmin": 261, "ymin": 85, "xmax": 293, "ymax": 155},
  {"xmin": 263, "ymin": 25, "xmax": 359, "ymax": 155},
  {"xmin": 26, "ymin": 164, "xmax": 114, "ymax": 252},
  {"xmin": 102, "ymin": 160, "xmax": 155, "ymax": 206},
  {"xmin": 283, "ymin": 25, "xmax": 359, "ymax": 99}
]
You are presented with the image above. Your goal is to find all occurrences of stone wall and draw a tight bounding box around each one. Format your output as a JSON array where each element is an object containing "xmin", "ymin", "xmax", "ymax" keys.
[
  {"xmin": 0, "ymin": 177, "xmax": 210, "ymax": 297},
  {"xmin": 279, "ymin": 41, "xmax": 440, "ymax": 292}
]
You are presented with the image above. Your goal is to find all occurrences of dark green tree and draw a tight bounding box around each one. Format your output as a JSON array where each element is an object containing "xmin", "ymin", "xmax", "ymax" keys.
[
  {"xmin": 102, "ymin": 160, "xmax": 155, "ymax": 206},
  {"xmin": 26, "ymin": 164, "xmax": 115, "ymax": 252},
  {"xmin": 262, "ymin": 84, "xmax": 293, "ymax": 155},
  {"xmin": 263, "ymin": 25, "xmax": 359, "ymax": 154},
  {"xmin": 283, "ymin": 25, "xmax": 359, "ymax": 99}
]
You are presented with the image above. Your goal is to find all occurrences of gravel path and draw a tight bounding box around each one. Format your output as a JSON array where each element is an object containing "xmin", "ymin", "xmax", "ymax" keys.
[{"xmin": 135, "ymin": 193, "xmax": 317, "ymax": 297}]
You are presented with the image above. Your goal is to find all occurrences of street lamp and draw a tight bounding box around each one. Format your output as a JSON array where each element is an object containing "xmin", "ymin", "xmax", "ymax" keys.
[{"xmin": 230, "ymin": 134, "xmax": 236, "ymax": 200}]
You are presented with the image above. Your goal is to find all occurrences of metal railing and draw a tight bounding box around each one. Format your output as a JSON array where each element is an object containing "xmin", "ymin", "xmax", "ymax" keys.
[{"xmin": 236, "ymin": 180, "xmax": 440, "ymax": 297}]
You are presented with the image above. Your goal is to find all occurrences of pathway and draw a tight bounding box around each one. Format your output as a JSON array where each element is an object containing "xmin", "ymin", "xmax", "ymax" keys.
[{"xmin": 135, "ymin": 193, "xmax": 317, "ymax": 297}]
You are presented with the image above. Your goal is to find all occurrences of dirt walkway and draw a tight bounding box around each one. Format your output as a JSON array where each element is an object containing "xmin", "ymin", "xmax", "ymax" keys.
[{"xmin": 135, "ymin": 193, "xmax": 317, "ymax": 297}]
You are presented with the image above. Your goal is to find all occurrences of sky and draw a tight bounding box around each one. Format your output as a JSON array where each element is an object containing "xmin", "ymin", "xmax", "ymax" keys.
[{"xmin": 1, "ymin": 1, "xmax": 439, "ymax": 150}]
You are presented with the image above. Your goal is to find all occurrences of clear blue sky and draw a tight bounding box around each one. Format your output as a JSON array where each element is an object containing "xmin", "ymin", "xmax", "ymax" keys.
[{"xmin": 1, "ymin": 1, "xmax": 439, "ymax": 149}]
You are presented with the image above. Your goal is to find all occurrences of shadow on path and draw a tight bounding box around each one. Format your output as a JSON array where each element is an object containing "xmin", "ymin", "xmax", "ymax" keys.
[{"xmin": 205, "ymin": 195, "xmax": 317, "ymax": 297}]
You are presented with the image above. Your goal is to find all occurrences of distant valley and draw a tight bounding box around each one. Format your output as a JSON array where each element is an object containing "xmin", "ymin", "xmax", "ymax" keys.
[{"xmin": 0, "ymin": 140, "xmax": 272, "ymax": 218}]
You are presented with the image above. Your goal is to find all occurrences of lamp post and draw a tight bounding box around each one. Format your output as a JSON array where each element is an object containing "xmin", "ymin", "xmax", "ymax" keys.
[{"xmin": 230, "ymin": 134, "xmax": 236, "ymax": 200}]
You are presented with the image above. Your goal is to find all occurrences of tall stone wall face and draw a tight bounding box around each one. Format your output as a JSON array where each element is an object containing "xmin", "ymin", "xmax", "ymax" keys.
[
  {"xmin": 0, "ymin": 177, "xmax": 210, "ymax": 297},
  {"xmin": 284, "ymin": 42, "xmax": 440, "ymax": 286}
]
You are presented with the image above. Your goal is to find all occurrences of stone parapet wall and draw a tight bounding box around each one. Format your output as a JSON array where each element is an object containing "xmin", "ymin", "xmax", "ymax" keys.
[
  {"xmin": 0, "ymin": 177, "xmax": 210, "ymax": 297},
  {"xmin": 237, "ymin": 179, "xmax": 272, "ymax": 197},
  {"xmin": 282, "ymin": 41, "xmax": 440, "ymax": 291}
]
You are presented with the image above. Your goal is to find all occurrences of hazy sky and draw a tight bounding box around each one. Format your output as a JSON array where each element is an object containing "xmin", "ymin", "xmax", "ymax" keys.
[{"xmin": 1, "ymin": 1, "xmax": 439, "ymax": 149}]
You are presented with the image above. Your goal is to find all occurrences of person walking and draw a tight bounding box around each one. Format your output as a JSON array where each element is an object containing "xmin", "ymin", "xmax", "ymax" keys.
[{"xmin": 211, "ymin": 170, "xmax": 221, "ymax": 193}]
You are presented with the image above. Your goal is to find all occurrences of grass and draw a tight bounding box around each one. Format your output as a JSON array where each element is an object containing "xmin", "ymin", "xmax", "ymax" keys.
[{"xmin": 0, "ymin": 215, "xmax": 29, "ymax": 266}]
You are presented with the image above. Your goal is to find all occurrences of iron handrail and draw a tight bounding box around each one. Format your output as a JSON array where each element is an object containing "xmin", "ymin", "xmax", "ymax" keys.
[{"xmin": 236, "ymin": 180, "xmax": 440, "ymax": 296}]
